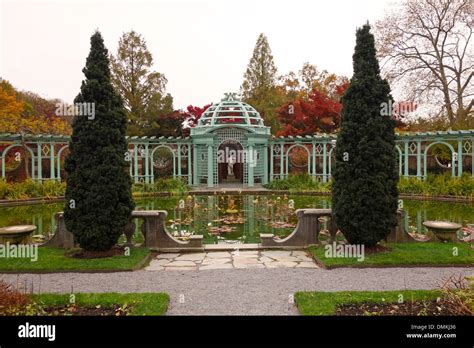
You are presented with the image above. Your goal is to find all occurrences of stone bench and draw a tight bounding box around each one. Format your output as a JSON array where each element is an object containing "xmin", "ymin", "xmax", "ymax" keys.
[
  {"xmin": 0, "ymin": 225, "xmax": 37, "ymax": 244},
  {"xmin": 260, "ymin": 209, "xmax": 337, "ymax": 248},
  {"xmin": 43, "ymin": 211, "xmax": 204, "ymax": 251}
]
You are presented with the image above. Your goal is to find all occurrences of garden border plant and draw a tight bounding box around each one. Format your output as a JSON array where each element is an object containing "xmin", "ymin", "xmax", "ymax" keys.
[
  {"xmin": 296, "ymin": 276, "xmax": 473, "ymax": 316},
  {"xmin": 0, "ymin": 177, "xmax": 190, "ymax": 203},
  {"xmin": 295, "ymin": 290, "xmax": 443, "ymax": 316},
  {"xmin": 264, "ymin": 173, "xmax": 473, "ymax": 199},
  {"xmin": 32, "ymin": 292, "xmax": 170, "ymax": 316},
  {"xmin": 0, "ymin": 281, "xmax": 169, "ymax": 316},
  {"xmin": 3, "ymin": 173, "xmax": 470, "ymax": 203}
]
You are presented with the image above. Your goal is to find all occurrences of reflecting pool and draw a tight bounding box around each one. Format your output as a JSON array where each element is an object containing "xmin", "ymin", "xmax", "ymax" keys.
[{"xmin": 0, "ymin": 195, "xmax": 472, "ymax": 244}]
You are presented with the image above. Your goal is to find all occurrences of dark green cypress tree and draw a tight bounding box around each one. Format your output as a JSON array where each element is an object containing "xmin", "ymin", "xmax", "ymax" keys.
[
  {"xmin": 64, "ymin": 31, "xmax": 134, "ymax": 252},
  {"xmin": 332, "ymin": 24, "xmax": 399, "ymax": 247}
]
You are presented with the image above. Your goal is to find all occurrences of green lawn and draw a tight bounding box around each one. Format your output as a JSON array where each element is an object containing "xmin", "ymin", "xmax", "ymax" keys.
[
  {"xmin": 295, "ymin": 290, "xmax": 441, "ymax": 315},
  {"xmin": 32, "ymin": 293, "xmax": 169, "ymax": 315},
  {"xmin": 0, "ymin": 247, "xmax": 150, "ymax": 272},
  {"xmin": 309, "ymin": 242, "xmax": 474, "ymax": 267}
]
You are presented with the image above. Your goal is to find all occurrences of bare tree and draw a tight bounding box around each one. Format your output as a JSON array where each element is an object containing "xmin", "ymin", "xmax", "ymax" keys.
[{"xmin": 375, "ymin": 0, "xmax": 473, "ymax": 128}]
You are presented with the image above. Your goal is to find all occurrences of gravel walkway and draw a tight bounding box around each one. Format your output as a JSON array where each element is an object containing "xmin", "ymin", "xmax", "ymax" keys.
[{"xmin": 1, "ymin": 267, "xmax": 472, "ymax": 315}]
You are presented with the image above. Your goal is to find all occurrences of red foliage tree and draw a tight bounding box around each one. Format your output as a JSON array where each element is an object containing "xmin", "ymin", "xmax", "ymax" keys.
[
  {"xmin": 276, "ymin": 83, "xmax": 348, "ymax": 136},
  {"xmin": 152, "ymin": 104, "xmax": 211, "ymax": 137},
  {"xmin": 184, "ymin": 104, "xmax": 211, "ymax": 128}
]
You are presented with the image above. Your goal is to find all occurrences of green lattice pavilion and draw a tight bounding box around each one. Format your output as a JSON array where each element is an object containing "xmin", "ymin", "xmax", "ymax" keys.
[{"xmin": 1, "ymin": 93, "xmax": 473, "ymax": 187}]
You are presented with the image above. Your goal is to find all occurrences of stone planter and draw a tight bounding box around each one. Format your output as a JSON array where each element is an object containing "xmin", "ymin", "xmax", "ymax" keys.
[
  {"xmin": 0, "ymin": 225, "xmax": 37, "ymax": 244},
  {"xmin": 422, "ymin": 221, "xmax": 462, "ymax": 242}
]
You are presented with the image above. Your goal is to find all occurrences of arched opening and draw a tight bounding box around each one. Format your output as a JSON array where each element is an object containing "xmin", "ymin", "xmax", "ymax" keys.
[
  {"xmin": 152, "ymin": 146, "xmax": 175, "ymax": 179},
  {"xmin": 287, "ymin": 145, "xmax": 310, "ymax": 175},
  {"xmin": 1, "ymin": 144, "xmax": 34, "ymax": 182},
  {"xmin": 395, "ymin": 145, "xmax": 403, "ymax": 176},
  {"xmin": 56, "ymin": 145, "xmax": 70, "ymax": 181},
  {"xmin": 424, "ymin": 142, "xmax": 455, "ymax": 177},
  {"xmin": 217, "ymin": 140, "xmax": 244, "ymax": 183}
]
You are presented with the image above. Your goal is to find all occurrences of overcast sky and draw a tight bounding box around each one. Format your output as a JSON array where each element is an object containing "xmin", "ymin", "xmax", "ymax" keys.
[{"xmin": 1, "ymin": 0, "xmax": 400, "ymax": 109}]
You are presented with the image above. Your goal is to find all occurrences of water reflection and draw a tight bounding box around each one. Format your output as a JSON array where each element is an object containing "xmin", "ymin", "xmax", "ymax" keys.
[{"xmin": 0, "ymin": 195, "xmax": 472, "ymax": 244}]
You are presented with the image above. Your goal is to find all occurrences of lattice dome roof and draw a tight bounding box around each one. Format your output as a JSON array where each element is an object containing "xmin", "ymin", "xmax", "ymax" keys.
[{"xmin": 196, "ymin": 93, "xmax": 265, "ymax": 128}]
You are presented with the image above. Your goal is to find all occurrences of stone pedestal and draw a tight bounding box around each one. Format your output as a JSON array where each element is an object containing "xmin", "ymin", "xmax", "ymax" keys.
[
  {"xmin": 43, "ymin": 212, "xmax": 75, "ymax": 248},
  {"xmin": 386, "ymin": 209, "xmax": 416, "ymax": 243}
]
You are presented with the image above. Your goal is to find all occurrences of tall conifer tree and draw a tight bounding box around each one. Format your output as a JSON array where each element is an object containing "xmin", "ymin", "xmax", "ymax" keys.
[
  {"xmin": 332, "ymin": 24, "xmax": 399, "ymax": 247},
  {"xmin": 241, "ymin": 33, "xmax": 283, "ymax": 132},
  {"xmin": 64, "ymin": 31, "xmax": 134, "ymax": 252},
  {"xmin": 241, "ymin": 33, "xmax": 278, "ymax": 99}
]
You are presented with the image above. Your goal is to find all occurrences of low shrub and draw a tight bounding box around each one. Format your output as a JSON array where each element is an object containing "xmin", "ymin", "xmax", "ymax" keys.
[
  {"xmin": 264, "ymin": 178, "xmax": 290, "ymax": 190},
  {"xmin": 398, "ymin": 177, "xmax": 424, "ymax": 194},
  {"xmin": 41, "ymin": 180, "xmax": 66, "ymax": 198},
  {"xmin": 1, "ymin": 173, "xmax": 471, "ymax": 199},
  {"xmin": 1, "ymin": 177, "xmax": 189, "ymax": 200},
  {"xmin": 398, "ymin": 173, "xmax": 474, "ymax": 198},
  {"xmin": 0, "ymin": 280, "xmax": 34, "ymax": 316},
  {"xmin": 0, "ymin": 180, "xmax": 9, "ymax": 199},
  {"xmin": 439, "ymin": 275, "xmax": 473, "ymax": 315},
  {"xmin": 0, "ymin": 179, "xmax": 66, "ymax": 200},
  {"xmin": 265, "ymin": 173, "xmax": 472, "ymax": 197},
  {"xmin": 264, "ymin": 173, "xmax": 331, "ymax": 192},
  {"xmin": 153, "ymin": 178, "xmax": 189, "ymax": 194},
  {"xmin": 133, "ymin": 178, "xmax": 189, "ymax": 195}
]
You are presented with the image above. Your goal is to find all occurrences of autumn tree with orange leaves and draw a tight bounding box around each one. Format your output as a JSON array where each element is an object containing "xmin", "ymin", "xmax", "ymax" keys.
[{"xmin": 0, "ymin": 79, "xmax": 70, "ymax": 135}]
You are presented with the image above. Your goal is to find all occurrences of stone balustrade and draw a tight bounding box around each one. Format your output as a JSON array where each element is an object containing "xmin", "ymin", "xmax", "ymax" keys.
[
  {"xmin": 260, "ymin": 208, "xmax": 414, "ymax": 248},
  {"xmin": 43, "ymin": 210, "xmax": 204, "ymax": 251},
  {"xmin": 260, "ymin": 209, "xmax": 337, "ymax": 248},
  {"xmin": 44, "ymin": 208, "xmax": 415, "ymax": 251}
]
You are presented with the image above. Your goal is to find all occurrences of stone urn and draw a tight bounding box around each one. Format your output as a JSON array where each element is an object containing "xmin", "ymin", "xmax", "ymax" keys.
[
  {"xmin": 0, "ymin": 225, "xmax": 37, "ymax": 244},
  {"xmin": 422, "ymin": 221, "xmax": 462, "ymax": 242}
]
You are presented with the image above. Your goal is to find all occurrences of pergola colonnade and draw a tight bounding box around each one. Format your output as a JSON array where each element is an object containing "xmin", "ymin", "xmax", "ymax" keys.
[{"xmin": 0, "ymin": 93, "xmax": 473, "ymax": 187}]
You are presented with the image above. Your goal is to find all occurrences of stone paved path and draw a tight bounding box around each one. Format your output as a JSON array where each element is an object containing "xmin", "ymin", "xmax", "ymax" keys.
[
  {"xmin": 1, "ymin": 266, "xmax": 471, "ymax": 315},
  {"xmin": 145, "ymin": 250, "xmax": 318, "ymax": 271}
]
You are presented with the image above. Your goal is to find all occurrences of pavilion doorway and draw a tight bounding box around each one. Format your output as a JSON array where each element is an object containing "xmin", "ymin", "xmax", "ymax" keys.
[{"xmin": 218, "ymin": 141, "xmax": 244, "ymax": 184}]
